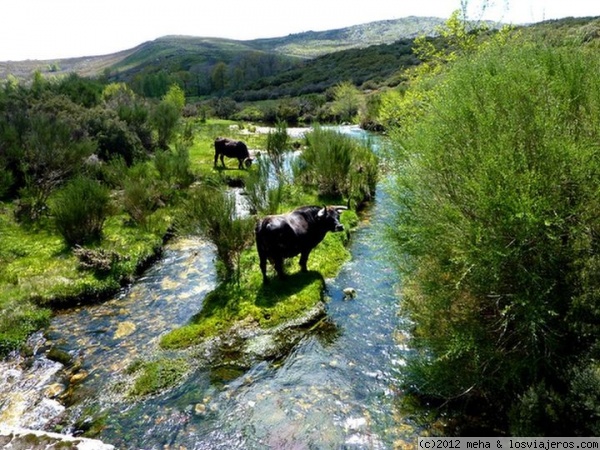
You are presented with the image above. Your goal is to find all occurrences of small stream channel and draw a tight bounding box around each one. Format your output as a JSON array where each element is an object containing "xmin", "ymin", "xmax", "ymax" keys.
[{"xmin": 0, "ymin": 127, "xmax": 420, "ymax": 449}]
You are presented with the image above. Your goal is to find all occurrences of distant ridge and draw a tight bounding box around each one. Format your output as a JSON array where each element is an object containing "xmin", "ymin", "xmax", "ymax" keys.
[{"xmin": 0, "ymin": 16, "xmax": 448, "ymax": 80}]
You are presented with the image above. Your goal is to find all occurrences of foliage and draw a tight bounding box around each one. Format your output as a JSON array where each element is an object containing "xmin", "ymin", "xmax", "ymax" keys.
[
  {"xmin": 178, "ymin": 185, "xmax": 255, "ymax": 283},
  {"xmin": 121, "ymin": 163, "xmax": 164, "ymax": 228},
  {"xmin": 244, "ymin": 156, "xmax": 286, "ymax": 216},
  {"xmin": 331, "ymin": 81, "xmax": 364, "ymax": 123},
  {"xmin": 390, "ymin": 39, "xmax": 600, "ymax": 433},
  {"xmin": 52, "ymin": 176, "xmax": 112, "ymax": 247},
  {"xmin": 154, "ymin": 142, "xmax": 195, "ymax": 189},
  {"xmin": 298, "ymin": 126, "xmax": 378, "ymax": 205},
  {"xmin": 85, "ymin": 107, "xmax": 146, "ymax": 165},
  {"xmin": 377, "ymin": 11, "xmax": 509, "ymax": 132},
  {"xmin": 265, "ymin": 120, "xmax": 289, "ymax": 175},
  {"xmin": 17, "ymin": 113, "xmax": 96, "ymax": 221},
  {"xmin": 151, "ymin": 85, "xmax": 184, "ymax": 149}
]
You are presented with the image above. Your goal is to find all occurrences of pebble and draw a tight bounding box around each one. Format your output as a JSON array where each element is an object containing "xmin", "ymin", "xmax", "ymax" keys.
[
  {"xmin": 69, "ymin": 371, "xmax": 88, "ymax": 384},
  {"xmin": 45, "ymin": 383, "xmax": 66, "ymax": 398}
]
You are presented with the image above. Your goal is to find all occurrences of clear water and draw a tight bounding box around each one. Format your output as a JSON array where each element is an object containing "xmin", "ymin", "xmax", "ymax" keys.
[{"xmin": 0, "ymin": 127, "xmax": 419, "ymax": 449}]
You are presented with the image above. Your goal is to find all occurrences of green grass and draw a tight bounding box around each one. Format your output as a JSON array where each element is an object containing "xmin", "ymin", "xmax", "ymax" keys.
[
  {"xmin": 0, "ymin": 119, "xmax": 364, "ymax": 359},
  {"xmin": 160, "ymin": 209, "xmax": 358, "ymax": 349},
  {"xmin": 126, "ymin": 357, "xmax": 189, "ymax": 397},
  {"xmin": 0, "ymin": 202, "xmax": 172, "ymax": 356}
]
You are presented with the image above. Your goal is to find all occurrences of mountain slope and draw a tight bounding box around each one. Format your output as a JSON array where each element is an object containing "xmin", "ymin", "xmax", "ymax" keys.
[
  {"xmin": 0, "ymin": 16, "xmax": 447, "ymax": 81},
  {"xmin": 247, "ymin": 16, "xmax": 446, "ymax": 57}
]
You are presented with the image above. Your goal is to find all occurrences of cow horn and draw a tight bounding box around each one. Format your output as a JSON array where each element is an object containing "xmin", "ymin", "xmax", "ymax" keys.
[{"xmin": 332, "ymin": 205, "xmax": 348, "ymax": 211}]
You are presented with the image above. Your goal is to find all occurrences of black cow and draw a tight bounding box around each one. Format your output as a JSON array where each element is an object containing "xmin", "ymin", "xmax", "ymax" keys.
[
  {"xmin": 255, "ymin": 205, "xmax": 347, "ymax": 282},
  {"xmin": 214, "ymin": 137, "xmax": 253, "ymax": 169}
]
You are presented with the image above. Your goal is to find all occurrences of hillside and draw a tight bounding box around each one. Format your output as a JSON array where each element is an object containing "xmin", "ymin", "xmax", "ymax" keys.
[
  {"xmin": 247, "ymin": 16, "xmax": 446, "ymax": 57},
  {"xmin": 0, "ymin": 16, "xmax": 447, "ymax": 82}
]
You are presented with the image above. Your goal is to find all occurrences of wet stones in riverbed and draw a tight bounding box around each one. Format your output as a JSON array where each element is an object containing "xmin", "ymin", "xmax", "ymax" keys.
[
  {"xmin": 342, "ymin": 287, "xmax": 357, "ymax": 299},
  {"xmin": 198, "ymin": 302, "xmax": 329, "ymax": 370}
]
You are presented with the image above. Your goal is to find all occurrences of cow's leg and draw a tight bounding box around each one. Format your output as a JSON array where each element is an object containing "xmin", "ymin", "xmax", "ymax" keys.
[
  {"xmin": 299, "ymin": 250, "xmax": 310, "ymax": 272},
  {"xmin": 259, "ymin": 254, "xmax": 268, "ymax": 283},
  {"xmin": 238, "ymin": 158, "xmax": 243, "ymax": 169},
  {"xmin": 214, "ymin": 152, "xmax": 219, "ymax": 167},
  {"xmin": 274, "ymin": 258, "xmax": 286, "ymax": 279},
  {"xmin": 220, "ymin": 154, "xmax": 226, "ymax": 167}
]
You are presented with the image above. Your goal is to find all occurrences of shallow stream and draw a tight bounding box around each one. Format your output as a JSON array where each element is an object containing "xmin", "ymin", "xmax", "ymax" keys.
[{"xmin": 0, "ymin": 127, "xmax": 419, "ymax": 449}]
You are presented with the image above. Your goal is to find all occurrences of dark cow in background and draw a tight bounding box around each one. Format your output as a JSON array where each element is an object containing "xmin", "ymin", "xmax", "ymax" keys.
[
  {"xmin": 214, "ymin": 137, "xmax": 253, "ymax": 169},
  {"xmin": 255, "ymin": 205, "xmax": 347, "ymax": 283}
]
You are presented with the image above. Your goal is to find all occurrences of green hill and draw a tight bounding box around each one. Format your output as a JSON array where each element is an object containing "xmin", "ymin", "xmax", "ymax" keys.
[{"xmin": 0, "ymin": 16, "xmax": 448, "ymax": 82}]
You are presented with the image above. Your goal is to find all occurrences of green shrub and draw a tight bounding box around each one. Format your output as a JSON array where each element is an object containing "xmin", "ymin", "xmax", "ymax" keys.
[
  {"xmin": 299, "ymin": 126, "xmax": 378, "ymax": 204},
  {"xmin": 390, "ymin": 39, "xmax": 600, "ymax": 432},
  {"xmin": 154, "ymin": 142, "xmax": 195, "ymax": 189},
  {"xmin": 266, "ymin": 120, "xmax": 289, "ymax": 175},
  {"xmin": 244, "ymin": 156, "xmax": 285, "ymax": 216},
  {"xmin": 121, "ymin": 163, "xmax": 162, "ymax": 228},
  {"xmin": 178, "ymin": 186, "xmax": 255, "ymax": 282},
  {"xmin": 52, "ymin": 176, "xmax": 112, "ymax": 247}
]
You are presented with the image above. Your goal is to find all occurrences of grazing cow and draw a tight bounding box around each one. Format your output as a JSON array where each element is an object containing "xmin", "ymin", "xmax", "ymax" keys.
[
  {"xmin": 214, "ymin": 137, "xmax": 253, "ymax": 169},
  {"xmin": 255, "ymin": 205, "xmax": 347, "ymax": 283}
]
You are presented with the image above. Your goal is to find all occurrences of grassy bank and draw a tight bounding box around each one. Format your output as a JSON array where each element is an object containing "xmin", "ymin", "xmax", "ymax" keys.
[
  {"xmin": 0, "ymin": 202, "xmax": 172, "ymax": 356},
  {"xmin": 0, "ymin": 119, "xmax": 248, "ymax": 357},
  {"xmin": 0, "ymin": 120, "xmax": 374, "ymax": 362},
  {"xmin": 160, "ymin": 208, "xmax": 358, "ymax": 350}
]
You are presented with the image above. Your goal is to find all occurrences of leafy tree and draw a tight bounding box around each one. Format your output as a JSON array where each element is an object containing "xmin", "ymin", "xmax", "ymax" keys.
[
  {"xmin": 331, "ymin": 81, "xmax": 363, "ymax": 123},
  {"xmin": 151, "ymin": 85, "xmax": 185, "ymax": 149},
  {"xmin": 85, "ymin": 108, "xmax": 145, "ymax": 165},
  {"xmin": 211, "ymin": 62, "xmax": 228, "ymax": 93},
  {"xmin": 55, "ymin": 73, "xmax": 104, "ymax": 108}
]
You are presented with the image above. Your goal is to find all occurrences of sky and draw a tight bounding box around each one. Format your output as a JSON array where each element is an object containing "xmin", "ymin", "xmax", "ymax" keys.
[{"xmin": 1, "ymin": 0, "xmax": 599, "ymax": 61}]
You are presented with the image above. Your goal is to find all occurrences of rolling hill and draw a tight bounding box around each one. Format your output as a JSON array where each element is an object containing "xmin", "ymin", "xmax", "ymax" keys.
[{"xmin": 0, "ymin": 16, "xmax": 448, "ymax": 81}]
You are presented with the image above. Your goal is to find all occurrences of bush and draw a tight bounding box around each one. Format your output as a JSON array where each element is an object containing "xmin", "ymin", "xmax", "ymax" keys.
[
  {"xmin": 154, "ymin": 143, "xmax": 195, "ymax": 189},
  {"xmin": 390, "ymin": 40, "xmax": 600, "ymax": 432},
  {"xmin": 298, "ymin": 126, "xmax": 378, "ymax": 204},
  {"xmin": 178, "ymin": 186, "xmax": 255, "ymax": 283},
  {"xmin": 244, "ymin": 155, "xmax": 286, "ymax": 216},
  {"xmin": 266, "ymin": 120, "xmax": 290, "ymax": 176},
  {"xmin": 52, "ymin": 176, "xmax": 112, "ymax": 247},
  {"xmin": 121, "ymin": 163, "xmax": 163, "ymax": 228}
]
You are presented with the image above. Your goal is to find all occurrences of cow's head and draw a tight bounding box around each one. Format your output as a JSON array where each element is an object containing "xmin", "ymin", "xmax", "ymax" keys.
[
  {"xmin": 317, "ymin": 205, "xmax": 347, "ymax": 232},
  {"xmin": 243, "ymin": 157, "xmax": 254, "ymax": 168}
]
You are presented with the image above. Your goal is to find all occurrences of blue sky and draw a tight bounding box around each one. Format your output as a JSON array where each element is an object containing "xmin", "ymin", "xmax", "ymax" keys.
[{"xmin": 2, "ymin": 0, "xmax": 598, "ymax": 61}]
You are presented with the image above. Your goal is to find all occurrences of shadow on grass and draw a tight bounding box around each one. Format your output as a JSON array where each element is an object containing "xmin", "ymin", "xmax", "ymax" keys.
[
  {"xmin": 187, "ymin": 269, "xmax": 324, "ymax": 327},
  {"xmin": 255, "ymin": 270, "xmax": 324, "ymax": 308}
]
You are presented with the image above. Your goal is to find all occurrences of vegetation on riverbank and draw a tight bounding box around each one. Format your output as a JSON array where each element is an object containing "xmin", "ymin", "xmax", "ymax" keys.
[
  {"xmin": 387, "ymin": 16, "xmax": 600, "ymax": 435},
  {"xmin": 161, "ymin": 127, "xmax": 369, "ymax": 350},
  {"xmin": 0, "ymin": 72, "xmax": 376, "ymax": 359}
]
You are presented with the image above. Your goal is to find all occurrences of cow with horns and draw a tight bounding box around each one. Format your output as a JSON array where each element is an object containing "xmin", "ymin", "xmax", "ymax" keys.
[
  {"xmin": 214, "ymin": 137, "xmax": 253, "ymax": 169},
  {"xmin": 255, "ymin": 205, "xmax": 348, "ymax": 283}
]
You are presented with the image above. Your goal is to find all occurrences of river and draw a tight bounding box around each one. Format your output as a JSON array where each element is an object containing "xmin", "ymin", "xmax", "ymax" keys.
[{"xmin": 0, "ymin": 127, "xmax": 419, "ymax": 449}]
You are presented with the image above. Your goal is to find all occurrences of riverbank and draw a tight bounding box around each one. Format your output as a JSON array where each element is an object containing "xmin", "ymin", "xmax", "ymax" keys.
[{"xmin": 0, "ymin": 202, "xmax": 172, "ymax": 357}]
